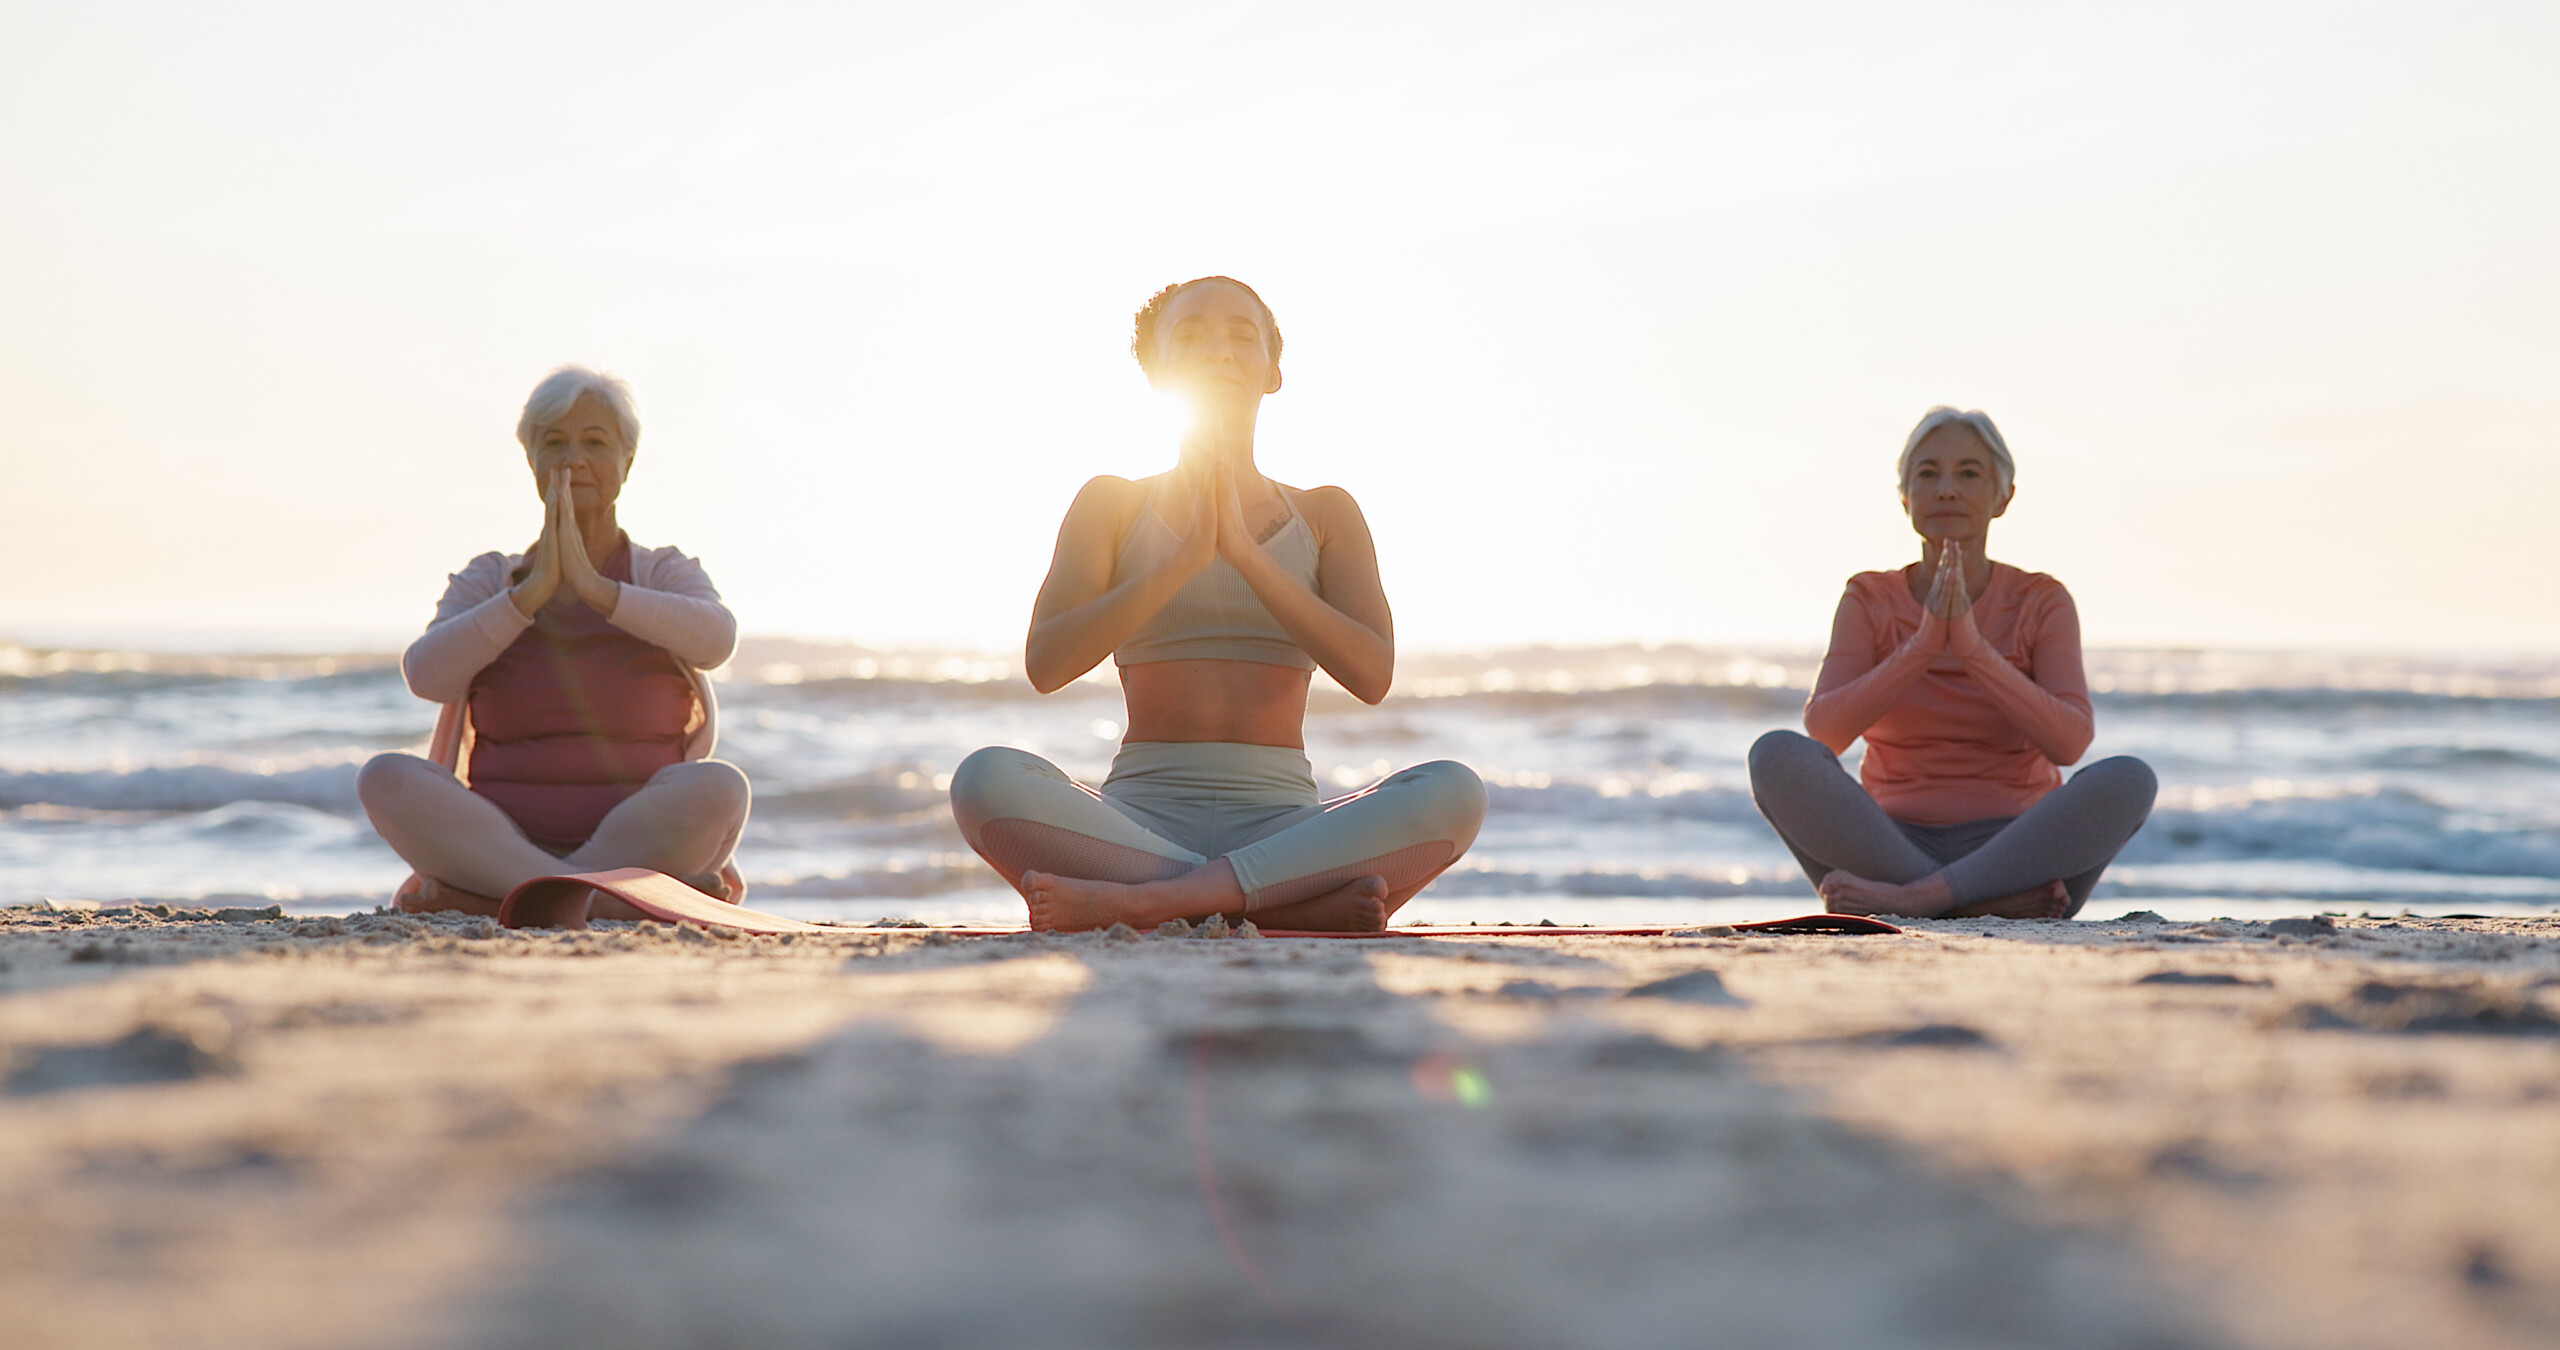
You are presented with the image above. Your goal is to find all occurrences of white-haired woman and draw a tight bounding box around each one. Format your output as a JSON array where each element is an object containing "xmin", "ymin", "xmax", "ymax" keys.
[
  {"xmin": 1747, "ymin": 407, "xmax": 2155, "ymax": 919},
  {"xmin": 358, "ymin": 366, "xmax": 750, "ymax": 918}
]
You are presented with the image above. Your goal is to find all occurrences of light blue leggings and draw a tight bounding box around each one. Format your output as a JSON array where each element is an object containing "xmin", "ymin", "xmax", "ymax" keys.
[{"xmin": 948, "ymin": 742, "xmax": 1486, "ymax": 910}]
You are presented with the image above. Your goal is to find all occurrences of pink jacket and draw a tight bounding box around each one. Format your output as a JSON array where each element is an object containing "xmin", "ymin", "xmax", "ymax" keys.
[{"xmin": 402, "ymin": 541, "xmax": 736, "ymax": 780}]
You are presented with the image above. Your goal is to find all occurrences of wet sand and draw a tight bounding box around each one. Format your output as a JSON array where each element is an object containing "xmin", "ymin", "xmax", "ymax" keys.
[{"xmin": 0, "ymin": 904, "xmax": 2554, "ymax": 1349}]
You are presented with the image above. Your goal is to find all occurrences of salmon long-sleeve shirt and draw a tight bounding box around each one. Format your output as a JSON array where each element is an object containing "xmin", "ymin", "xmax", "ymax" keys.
[{"xmin": 1815, "ymin": 563, "xmax": 2091, "ymax": 826}]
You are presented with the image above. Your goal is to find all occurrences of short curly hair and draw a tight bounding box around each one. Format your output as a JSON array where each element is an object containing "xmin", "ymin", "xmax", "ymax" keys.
[{"xmin": 1130, "ymin": 276, "xmax": 1282, "ymax": 380}]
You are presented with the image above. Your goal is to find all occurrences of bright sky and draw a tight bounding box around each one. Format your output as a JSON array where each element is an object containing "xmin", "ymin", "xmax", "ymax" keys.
[{"xmin": 3, "ymin": 2, "xmax": 2554, "ymax": 653}]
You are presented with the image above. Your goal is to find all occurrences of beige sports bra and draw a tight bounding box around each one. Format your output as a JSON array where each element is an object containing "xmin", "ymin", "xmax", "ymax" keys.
[{"xmin": 1112, "ymin": 483, "xmax": 1320, "ymax": 670}]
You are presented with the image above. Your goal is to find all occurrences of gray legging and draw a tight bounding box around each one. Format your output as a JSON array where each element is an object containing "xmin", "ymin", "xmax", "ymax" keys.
[{"xmin": 1746, "ymin": 730, "xmax": 2156, "ymax": 918}]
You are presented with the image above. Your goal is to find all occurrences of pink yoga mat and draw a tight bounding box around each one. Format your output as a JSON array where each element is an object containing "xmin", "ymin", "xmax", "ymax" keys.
[{"xmin": 499, "ymin": 868, "xmax": 827, "ymax": 933}]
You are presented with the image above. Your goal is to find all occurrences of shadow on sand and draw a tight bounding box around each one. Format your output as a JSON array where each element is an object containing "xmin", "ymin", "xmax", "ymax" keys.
[{"xmin": 452, "ymin": 933, "xmax": 2214, "ymax": 1350}]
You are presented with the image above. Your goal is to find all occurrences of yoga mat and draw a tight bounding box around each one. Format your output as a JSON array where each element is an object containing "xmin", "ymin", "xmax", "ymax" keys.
[
  {"xmin": 1254, "ymin": 915, "xmax": 1902, "ymax": 937},
  {"xmin": 499, "ymin": 868, "xmax": 827, "ymax": 933},
  {"xmin": 497, "ymin": 869, "xmax": 1902, "ymax": 939}
]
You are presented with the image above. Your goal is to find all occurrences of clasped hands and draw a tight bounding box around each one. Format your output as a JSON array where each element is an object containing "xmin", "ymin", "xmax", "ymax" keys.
[
  {"xmin": 1910, "ymin": 538, "xmax": 1989, "ymax": 663},
  {"xmin": 509, "ymin": 467, "xmax": 621, "ymax": 619},
  {"xmin": 1161, "ymin": 455, "xmax": 1274, "ymax": 582}
]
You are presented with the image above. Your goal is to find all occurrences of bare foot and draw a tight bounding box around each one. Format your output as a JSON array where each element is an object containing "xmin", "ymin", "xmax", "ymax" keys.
[
  {"xmin": 1943, "ymin": 880, "xmax": 2070, "ymax": 920},
  {"xmin": 1020, "ymin": 871, "xmax": 1138, "ymax": 932},
  {"xmin": 675, "ymin": 871, "xmax": 740, "ymax": 903},
  {"xmin": 1818, "ymin": 870, "xmax": 1956, "ymax": 917},
  {"xmin": 400, "ymin": 876, "xmax": 504, "ymax": 917},
  {"xmin": 1021, "ymin": 864, "xmax": 1250, "ymax": 932},
  {"xmin": 1230, "ymin": 877, "xmax": 1389, "ymax": 933}
]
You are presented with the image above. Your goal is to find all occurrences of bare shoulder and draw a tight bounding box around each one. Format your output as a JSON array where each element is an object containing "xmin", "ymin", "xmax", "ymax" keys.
[
  {"xmin": 1286, "ymin": 483, "xmax": 1371, "ymax": 543},
  {"xmin": 1062, "ymin": 473, "xmax": 1150, "ymax": 531},
  {"xmin": 1071, "ymin": 472, "xmax": 1148, "ymax": 504}
]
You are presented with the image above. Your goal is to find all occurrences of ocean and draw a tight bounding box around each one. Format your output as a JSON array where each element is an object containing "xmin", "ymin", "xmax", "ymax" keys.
[{"xmin": 4, "ymin": 638, "xmax": 2556, "ymax": 925}]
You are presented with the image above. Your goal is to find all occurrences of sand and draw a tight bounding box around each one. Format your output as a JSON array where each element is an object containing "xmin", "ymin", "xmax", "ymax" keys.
[{"xmin": 0, "ymin": 903, "xmax": 2555, "ymax": 1349}]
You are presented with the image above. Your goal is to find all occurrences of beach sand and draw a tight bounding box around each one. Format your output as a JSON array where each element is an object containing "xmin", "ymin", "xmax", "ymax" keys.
[{"xmin": 0, "ymin": 904, "xmax": 2554, "ymax": 1349}]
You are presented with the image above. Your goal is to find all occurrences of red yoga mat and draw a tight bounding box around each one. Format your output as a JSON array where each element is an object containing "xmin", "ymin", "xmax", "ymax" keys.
[{"xmin": 496, "ymin": 869, "xmax": 1901, "ymax": 937}]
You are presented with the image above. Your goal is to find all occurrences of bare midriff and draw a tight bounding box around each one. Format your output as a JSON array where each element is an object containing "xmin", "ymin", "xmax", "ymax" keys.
[{"xmin": 1120, "ymin": 659, "xmax": 1312, "ymax": 748}]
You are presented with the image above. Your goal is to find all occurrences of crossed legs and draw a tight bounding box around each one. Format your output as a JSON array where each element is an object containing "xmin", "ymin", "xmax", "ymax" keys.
[
  {"xmin": 948, "ymin": 747, "xmax": 1488, "ymax": 932},
  {"xmin": 358, "ymin": 753, "xmax": 750, "ymax": 918},
  {"xmin": 1747, "ymin": 730, "xmax": 2156, "ymax": 919}
]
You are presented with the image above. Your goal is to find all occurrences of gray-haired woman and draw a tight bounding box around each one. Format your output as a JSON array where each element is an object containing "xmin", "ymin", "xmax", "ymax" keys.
[
  {"xmin": 1747, "ymin": 407, "xmax": 2156, "ymax": 920},
  {"xmin": 358, "ymin": 366, "xmax": 750, "ymax": 918}
]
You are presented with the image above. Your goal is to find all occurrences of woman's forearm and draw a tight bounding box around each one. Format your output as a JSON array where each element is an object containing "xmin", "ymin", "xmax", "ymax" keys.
[
  {"xmin": 1228, "ymin": 545, "xmax": 1393, "ymax": 703},
  {"xmin": 1803, "ymin": 640, "xmax": 1932, "ymax": 753},
  {"xmin": 403, "ymin": 591, "xmax": 530, "ymax": 703},
  {"xmin": 1024, "ymin": 563, "xmax": 1195, "ymax": 693},
  {"xmin": 1962, "ymin": 649, "xmax": 2094, "ymax": 763},
  {"xmin": 608, "ymin": 585, "xmax": 737, "ymax": 669}
]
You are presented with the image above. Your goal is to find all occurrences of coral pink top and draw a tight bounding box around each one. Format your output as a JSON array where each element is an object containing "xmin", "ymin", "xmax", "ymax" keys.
[{"xmin": 1821, "ymin": 563, "xmax": 2091, "ymax": 826}]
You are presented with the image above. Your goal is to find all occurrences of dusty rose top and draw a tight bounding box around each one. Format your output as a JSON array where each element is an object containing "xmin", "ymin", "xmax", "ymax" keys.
[
  {"xmin": 460, "ymin": 540, "xmax": 699, "ymax": 851},
  {"xmin": 400, "ymin": 538, "xmax": 735, "ymax": 765},
  {"xmin": 1818, "ymin": 562, "xmax": 2091, "ymax": 826},
  {"xmin": 402, "ymin": 540, "xmax": 733, "ymax": 691}
]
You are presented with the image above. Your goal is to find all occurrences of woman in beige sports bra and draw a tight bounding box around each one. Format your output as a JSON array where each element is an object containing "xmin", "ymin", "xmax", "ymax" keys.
[{"xmin": 946, "ymin": 276, "xmax": 1486, "ymax": 932}]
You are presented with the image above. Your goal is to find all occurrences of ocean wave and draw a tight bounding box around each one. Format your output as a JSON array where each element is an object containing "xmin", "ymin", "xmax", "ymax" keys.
[
  {"xmin": 1486, "ymin": 779, "xmax": 2560, "ymax": 881},
  {"xmin": 0, "ymin": 764, "xmax": 362, "ymax": 815},
  {"xmin": 14, "ymin": 762, "xmax": 2552, "ymax": 885},
  {"xmin": 751, "ymin": 775, "xmax": 950, "ymax": 820},
  {"xmin": 1487, "ymin": 781, "xmax": 1768, "ymax": 825},
  {"xmin": 1425, "ymin": 867, "xmax": 1779, "ymax": 898},
  {"xmin": 2122, "ymin": 791, "xmax": 2560, "ymax": 878},
  {"xmin": 2096, "ymin": 688, "xmax": 2560, "ymax": 717},
  {"xmin": 2352, "ymin": 745, "xmax": 2560, "ymax": 772},
  {"xmin": 737, "ymin": 676, "xmax": 1114, "ymax": 712}
]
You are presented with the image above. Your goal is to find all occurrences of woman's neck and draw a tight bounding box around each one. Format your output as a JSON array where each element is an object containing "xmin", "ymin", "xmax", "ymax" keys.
[
  {"xmin": 1921, "ymin": 534, "xmax": 1995, "ymax": 594},
  {"xmin": 1178, "ymin": 435, "xmax": 1261, "ymax": 480},
  {"xmin": 580, "ymin": 509, "xmax": 621, "ymax": 566},
  {"xmin": 1183, "ymin": 400, "xmax": 1261, "ymax": 458}
]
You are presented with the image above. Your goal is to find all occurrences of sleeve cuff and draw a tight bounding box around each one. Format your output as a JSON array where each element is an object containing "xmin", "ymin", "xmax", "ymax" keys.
[{"xmin": 468, "ymin": 590, "xmax": 535, "ymax": 646}]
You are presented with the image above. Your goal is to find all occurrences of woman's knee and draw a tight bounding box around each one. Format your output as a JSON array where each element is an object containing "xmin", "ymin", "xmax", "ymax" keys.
[
  {"xmin": 356, "ymin": 752, "xmax": 443, "ymax": 815},
  {"xmin": 660, "ymin": 759, "xmax": 752, "ymax": 818},
  {"xmin": 2075, "ymin": 755, "xmax": 2158, "ymax": 812},
  {"xmin": 1391, "ymin": 760, "xmax": 1488, "ymax": 840},
  {"xmin": 1747, "ymin": 729, "xmax": 1827, "ymax": 786},
  {"xmin": 948, "ymin": 746, "xmax": 1063, "ymax": 829}
]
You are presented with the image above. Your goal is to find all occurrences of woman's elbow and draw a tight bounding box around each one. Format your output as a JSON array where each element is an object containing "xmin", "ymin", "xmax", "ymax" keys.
[
  {"xmin": 1800, "ymin": 710, "xmax": 1853, "ymax": 756},
  {"xmin": 399, "ymin": 653, "xmax": 455, "ymax": 703},
  {"xmin": 1022, "ymin": 641, "xmax": 1079, "ymax": 695},
  {"xmin": 700, "ymin": 616, "xmax": 739, "ymax": 668},
  {"xmin": 1336, "ymin": 649, "xmax": 1393, "ymax": 705}
]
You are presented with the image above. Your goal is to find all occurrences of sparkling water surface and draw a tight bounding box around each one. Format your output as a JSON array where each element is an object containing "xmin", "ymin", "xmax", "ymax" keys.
[{"xmin": 4, "ymin": 639, "xmax": 2555, "ymax": 921}]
